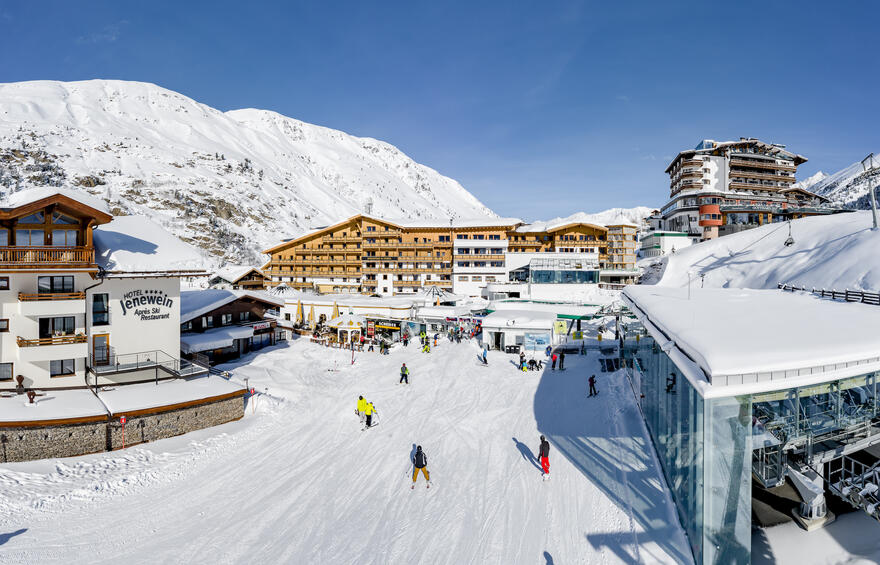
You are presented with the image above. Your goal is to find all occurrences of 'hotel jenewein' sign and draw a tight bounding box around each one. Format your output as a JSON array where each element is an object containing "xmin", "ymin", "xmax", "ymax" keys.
[{"xmin": 120, "ymin": 289, "xmax": 174, "ymax": 321}]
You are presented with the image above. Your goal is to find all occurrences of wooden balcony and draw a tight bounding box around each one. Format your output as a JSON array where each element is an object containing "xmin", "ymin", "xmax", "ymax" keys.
[
  {"xmin": 0, "ymin": 246, "xmax": 94, "ymax": 267},
  {"xmin": 18, "ymin": 292, "xmax": 86, "ymax": 301},
  {"xmin": 321, "ymin": 235, "xmax": 361, "ymax": 243},
  {"xmin": 729, "ymin": 158, "xmax": 795, "ymax": 172},
  {"xmin": 17, "ymin": 334, "xmax": 87, "ymax": 347}
]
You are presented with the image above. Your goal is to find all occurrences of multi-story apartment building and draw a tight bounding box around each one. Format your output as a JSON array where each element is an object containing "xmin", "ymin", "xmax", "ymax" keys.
[
  {"xmin": 661, "ymin": 138, "xmax": 838, "ymax": 241},
  {"xmin": 262, "ymin": 215, "xmax": 640, "ymax": 296}
]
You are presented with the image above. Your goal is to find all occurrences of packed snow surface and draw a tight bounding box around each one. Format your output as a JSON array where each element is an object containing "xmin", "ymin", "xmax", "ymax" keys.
[
  {"xmin": 624, "ymin": 286, "xmax": 880, "ymax": 381},
  {"xmin": 98, "ymin": 376, "xmax": 243, "ymax": 414},
  {"xmin": 647, "ymin": 211, "xmax": 880, "ymax": 291},
  {"xmin": 0, "ymin": 338, "xmax": 690, "ymax": 564},
  {"xmin": 0, "ymin": 79, "xmax": 496, "ymax": 264}
]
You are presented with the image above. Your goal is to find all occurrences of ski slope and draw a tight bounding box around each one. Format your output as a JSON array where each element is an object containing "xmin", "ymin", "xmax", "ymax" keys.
[{"xmin": 0, "ymin": 338, "xmax": 690, "ymax": 564}]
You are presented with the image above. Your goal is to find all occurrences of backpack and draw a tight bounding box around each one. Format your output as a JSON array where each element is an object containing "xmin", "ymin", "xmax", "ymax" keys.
[{"xmin": 414, "ymin": 450, "xmax": 427, "ymax": 468}]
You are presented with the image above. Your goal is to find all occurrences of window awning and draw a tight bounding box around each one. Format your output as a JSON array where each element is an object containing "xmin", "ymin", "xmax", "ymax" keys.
[{"xmin": 180, "ymin": 325, "xmax": 254, "ymax": 354}]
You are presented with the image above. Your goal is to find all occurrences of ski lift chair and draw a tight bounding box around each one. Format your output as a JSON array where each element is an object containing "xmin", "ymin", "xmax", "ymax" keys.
[{"xmin": 784, "ymin": 220, "xmax": 795, "ymax": 247}]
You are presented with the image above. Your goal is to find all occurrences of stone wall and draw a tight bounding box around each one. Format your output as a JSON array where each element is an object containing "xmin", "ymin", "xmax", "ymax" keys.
[
  {"xmin": 0, "ymin": 420, "xmax": 106, "ymax": 463},
  {"xmin": 107, "ymin": 395, "xmax": 245, "ymax": 450},
  {"xmin": 0, "ymin": 394, "xmax": 245, "ymax": 463}
]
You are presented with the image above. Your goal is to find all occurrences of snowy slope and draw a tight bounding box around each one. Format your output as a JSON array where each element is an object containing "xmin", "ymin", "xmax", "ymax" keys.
[
  {"xmin": 0, "ymin": 340, "xmax": 690, "ymax": 564},
  {"xmin": 793, "ymin": 170, "xmax": 828, "ymax": 191},
  {"xmin": 806, "ymin": 156, "xmax": 880, "ymax": 208},
  {"xmin": 646, "ymin": 211, "xmax": 880, "ymax": 290},
  {"xmin": 0, "ymin": 80, "xmax": 496, "ymax": 266}
]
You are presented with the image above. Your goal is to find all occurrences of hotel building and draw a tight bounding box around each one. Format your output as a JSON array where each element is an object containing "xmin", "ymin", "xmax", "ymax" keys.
[
  {"xmin": 661, "ymin": 138, "xmax": 838, "ymax": 241},
  {"xmin": 262, "ymin": 215, "xmax": 640, "ymax": 296}
]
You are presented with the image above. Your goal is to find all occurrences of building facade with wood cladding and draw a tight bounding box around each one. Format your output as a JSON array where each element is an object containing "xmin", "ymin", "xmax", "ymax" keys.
[
  {"xmin": 262, "ymin": 214, "xmax": 640, "ymax": 296},
  {"xmin": 660, "ymin": 138, "xmax": 841, "ymax": 241}
]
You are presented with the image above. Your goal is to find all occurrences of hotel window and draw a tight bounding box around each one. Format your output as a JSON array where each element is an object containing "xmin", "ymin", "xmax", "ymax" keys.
[
  {"xmin": 50, "ymin": 359, "xmax": 75, "ymax": 377},
  {"xmin": 488, "ymin": 234, "xmax": 500, "ymax": 240},
  {"xmin": 486, "ymin": 276, "xmax": 496, "ymax": 282},
  {"xmin": 456, "ymin": 234, "xmax": 468, "ymax": 239},
  {"xmin": 39, "ymin": 276, "xmax": 74, "ymax": 294},
  {"xmin": 181, "ymin": 321, "xmax": 192, "ymax": 331},
  {"xmin": 0, "ymin": 319, "xmax": 7, "ymax": 332},
  {"xmin": 0, "ymin": 363, "xmax": 12, "ymax": 381},
  {"xmin": 472, "ymin": 276, "xmax": 482, "ymax": 282},
  {"xmin": 0, "ymin": 230, "xmax": 7, "ymax": 246},
  {"xmin": 92, "ymin": 293, "xmax": 109, "ymax": 325},
  {"xmin": 222, "ymin": 314, "xmax": 233, "ymax": 325},
  {"xmin": 203, "ymin": 316, "xmax": 215, "ymax": 328},
  {"xmin": 39, "ymin": 316, "xmax": 74, "ymax": 338},
  {"xmin": 52, "ymin": 211, "xmax": 78, "ymax": 224},
  {"xmin": 239, "ymin": 311, "xmax": 249, "ymax": 321},
  {"xmin": 473, "ymin": 234, "xmax": 485, "ymax": 240},
  {"xmin": 19, "ymin": 212, "xmax": 44, "ymax": 224},
  {"xmin": 0, "ymin": 277, "xmax": 8, "ymax": 290},
  {"xmin": 458, "ymin": 276, "xmax": 469, "ymax": 281},
  {"xmin": 15, "ymin": 229, "xmax": 44, "ymax": 246},
  {"xmin": 491, "ymin": 262, "xmax": 503, "ymax": 267}
]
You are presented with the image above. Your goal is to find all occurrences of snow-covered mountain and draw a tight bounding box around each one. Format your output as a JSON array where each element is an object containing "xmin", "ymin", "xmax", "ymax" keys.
[
  {"xmin": 793, "ymin": 170, "xmax": 828, "ymax": 191},
  {"xmin": 0, "ymin": 80, "xmax": 496, "ymax": 266},
  {"xmin": 525, "ymin": 206, "xmax": 654, "ymax": 231},
  {"xmin": 804, "ymin": 156, "xmax": 880, "ymax": 209}
]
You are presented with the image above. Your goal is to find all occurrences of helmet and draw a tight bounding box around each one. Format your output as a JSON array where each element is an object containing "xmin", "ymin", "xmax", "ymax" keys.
[
  {"xmin": 359, "ymin": 395, "xmax": 363, "ymax": 399},
  {"xmin": 540, "ymin": 435, "xmax": 545, "ymax": 441},
  {"xmin": 417, "ymin": 445, "xmax": 422, "ymax": 451}
]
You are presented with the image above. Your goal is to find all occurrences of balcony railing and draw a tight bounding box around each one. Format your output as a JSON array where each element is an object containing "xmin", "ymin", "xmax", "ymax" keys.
[
  {"xmin": 729, "ymin": 158, "xmax": 795, "ymax": 172},
  {"xmin": 17, "ymin": 334, "xmax": 87, "ymax": 347},
  {"xmin": 0, "ymin": 246, "xmax": 94, "ymax": 266},
  {"xmin": 18, "ymin": 292, "xmax": 86, "ymax": 301},
  {"xmin": 89, "ymin": 348, "xmax": 209, "ymax": 378}
]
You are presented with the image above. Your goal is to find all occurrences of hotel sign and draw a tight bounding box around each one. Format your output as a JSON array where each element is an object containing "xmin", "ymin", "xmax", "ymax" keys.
[{"xmin": 120, "ymin": 289, "xmax": 174, "ymax": 321}]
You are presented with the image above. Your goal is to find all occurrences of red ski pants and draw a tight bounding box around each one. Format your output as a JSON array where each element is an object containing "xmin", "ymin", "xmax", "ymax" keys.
[{"xmin": 540, "ymin": 456, "xmax": 550, "ymax": 475}]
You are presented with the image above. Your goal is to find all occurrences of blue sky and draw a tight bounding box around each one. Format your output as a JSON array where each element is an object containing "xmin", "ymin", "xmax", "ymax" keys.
[{"xmin": 1, "ymin": 1, "xmax": 878, "ymax": 219}]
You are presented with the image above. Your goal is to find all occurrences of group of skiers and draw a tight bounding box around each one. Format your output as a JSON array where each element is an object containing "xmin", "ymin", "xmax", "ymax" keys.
[{"xmin": 355, "ymin": 395, "xmax": 377, "ymax": 430}]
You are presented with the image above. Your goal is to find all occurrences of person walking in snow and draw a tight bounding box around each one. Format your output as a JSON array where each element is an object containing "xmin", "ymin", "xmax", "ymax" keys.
[
  {"xmin": 519, "ymin": 350, "xmax": 525, "ymax": 370},
  {"xmin": 422, "ymin": 342, "xmax": 431, "ymax": 353},
  {"xmin": 559, "ymin": 351, "xmax": 565, "ymax": 370},
  {"xmin": 356, "ymin": 395, "xmax": 367, "ymax": 425},
  {"xmin": 551, "ymin": 351, "xmax": 558, "ymax": 370},
  {"xmin": 482, "ymin": 345, "xmax": 488, "ymax": 364},
  {"xmin": 364, "ymin": 401, "xmax": 376, "ymax": 429},
  {"xmin": 400, "ymin": 363, "xmax": 410, "ymax": 384},
  {"xmin": 588, "ymin": 374, "xmax": 598, "ymax": 397},
  {"xmin": 411, "ymin": 445, "xmax": 431, "ymax": 488},
  {"xmin": 403, "ymin": 334, "xmax": 409, "ymax": 347},
  {"xmin": 545, "ymin": 345, "xmax": 552, "ymax": 358},
  {"xmin": 538, "ymin": 435, "xmax": 550, "ymax": 479}
]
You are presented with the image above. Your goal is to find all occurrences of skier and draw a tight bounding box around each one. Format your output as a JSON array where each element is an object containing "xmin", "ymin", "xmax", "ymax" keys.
[
  {"xmin": 519, "ymin": 351, "xmax": 526, "ymax": 371},
  {"xmin": 538, "ymin": 435, "xmax": 550, "ymax": 480},
  {"xmin": 559, "ymin": 351, "xmax": 565, "ymax": 370},
  {"xmin": 403, "ymin": 334, "xmax": 409, "ymax": 347},
  {"xmin": 364, "ymin": 401, "xmax": 376, "ymax": 429},
  {"xmin": 400, "ymin": 363, "xmax": 410, "ymax": 384},
  {"xmin": 356, "ymin": 395, "xmax": 367, "ymax": 425},
  {"xmin": 434, "ymin": 333, "xmax": 439, "ymax": 347},
  {"xmin": 551, "ymin": 351, "xmax": 558, "ymax": 370},
  {"xmin": 482, "ymin": 345, "xmax": 488, "ymax": 364},
  {"xmin": 545, "ymin": 345, "xmax": 552, "ymax": 358},
  {"xmin": 368, "ymin": 340, "xmax": 374, "ymax": 352},
  {"xmin": 411, "ymin": 445, "xmax": 431, "ymax": 489},
  {"xmin": 588, "ymin": 374, "xmax": 598, "ymax": 397},
  {"xmin": 422, "ymin": 342, "xmax": 431, "ymax": 353}
]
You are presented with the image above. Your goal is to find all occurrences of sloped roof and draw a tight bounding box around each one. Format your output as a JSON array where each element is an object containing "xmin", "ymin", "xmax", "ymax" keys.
[
  {"xmin": 180, "ymin": 289, "xmax": 285, "ymax": 323},
  {"xmin": 212, "ymin": 265, "xmax": 262, "ymax": 284}
]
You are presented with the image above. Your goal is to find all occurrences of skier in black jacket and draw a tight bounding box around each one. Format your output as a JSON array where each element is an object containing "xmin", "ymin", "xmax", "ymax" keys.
[
  {"xmin": 411, "ymin": 445, "xmax": 431, "ymax": 488},
  {"xmin": 538, "ymin": 435, "xmax": 550, "ymax": 479}
]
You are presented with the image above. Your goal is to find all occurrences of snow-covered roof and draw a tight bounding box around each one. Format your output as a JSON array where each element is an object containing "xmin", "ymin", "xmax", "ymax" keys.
[
  {"xmin": 489, "ymin": 300, "xmax": 600, "ymax": 318},
  {"xmin": 180, "ymin": 289, "xmax": 284, "ymax": 323},
  {"xmin": 94, "ymin": 215, "xmax": 208, "ymax": 274},
  {"xmin": 97, "ymin": 376, "xmax": 244, "ymax": 413},
  {"xmin": 212, "ymin": 265, "xmax": 262, "ymax": 284},
  {"xmin": 1, "ymin": 187, "xmax": 111, "ymax": 215},
  {"xmin": 0, "ymin": 389, "xmax": 108, "ymax": 423},
  {"xmin": 416, "ymin": 305, "xmax": 478, "ymax": 319},
  {"xmin": 481, "ymin": 309, "xmax": 557, "ymax": 329},
  {"xmin": 327, "ymin": 313, "xmax": 366, "ymax": 328},
  {"xmin": 378, "ymin": 216, "xmax": 522, "ymax": 229},
  {"xmin": 180, "ymin": 326, "xmax": 255, "ymax": 354},
  {"xmin": 623, "ymin": 286, "xmax": 880, "ymax": 395}
]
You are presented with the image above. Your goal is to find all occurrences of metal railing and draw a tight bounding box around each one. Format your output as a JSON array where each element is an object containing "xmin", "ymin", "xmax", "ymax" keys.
[
  {"xmin": 18, "ymin": 291, "xmax": 86, "ymax": 301},
  {"xmin": 90, "ymin": 348, "xmax": 209, "ymax": 378},
  {"xmin": 17, "ymin": 334, "xmax": 87, "ymax": 347},
  {"xmin": 778, "ymin": 283, "xmax": 880, "ymax": 306}
]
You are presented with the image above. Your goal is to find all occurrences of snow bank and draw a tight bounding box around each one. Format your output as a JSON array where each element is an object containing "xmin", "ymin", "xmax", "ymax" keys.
[
  {"xmin": 654, "ymin": 211, "xmax": 880, "ymax": 291},
  {"xmin": 97, "ymin": 376, "xmax": 244, "ymax": 414},
  {"xmin": 0, "ymin": 390, "xmax": 107, "ymax": 423},
  {"xmin": 94, "ymin": 215, "xmax": 207, "ymax": 273}
]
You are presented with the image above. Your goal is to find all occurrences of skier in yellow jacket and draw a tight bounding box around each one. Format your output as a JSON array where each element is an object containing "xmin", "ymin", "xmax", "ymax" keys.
[
  {"xmin": 356, "ymin": 395, "xmax": 367, "ymax": 425},
  {"xmin": 363, "ymin": 401, "xmax": 377, "ymax": 430}
]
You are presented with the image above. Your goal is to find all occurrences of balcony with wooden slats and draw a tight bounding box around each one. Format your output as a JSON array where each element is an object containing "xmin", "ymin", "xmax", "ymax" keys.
[{"xmin": 0, "ymin": 246, "xmax": 95, "ymax": 268}]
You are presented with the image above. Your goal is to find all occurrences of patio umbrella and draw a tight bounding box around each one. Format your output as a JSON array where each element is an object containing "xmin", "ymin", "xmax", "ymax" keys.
[
  {"xmin": 332, "ymin": 301, "xmax": 340, "ymax": 319},
  {"xmin": 295, "ymin": 300, "xmax": 304, "ymax": 324},
  {"xmin": 308, "ymin": 304, "xmax": 316, "ymax": 329}
]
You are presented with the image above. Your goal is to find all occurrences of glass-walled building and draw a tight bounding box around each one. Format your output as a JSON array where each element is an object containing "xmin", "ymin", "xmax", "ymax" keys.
[{"xmin": 622, "ymin": 286, "xmax": 880, "ymax": 565}]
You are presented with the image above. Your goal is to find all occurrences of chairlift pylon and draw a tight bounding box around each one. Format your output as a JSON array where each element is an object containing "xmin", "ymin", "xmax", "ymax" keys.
[{"xmin": 784, "ymin": 220, "xmax": 795, "ymax": 247}]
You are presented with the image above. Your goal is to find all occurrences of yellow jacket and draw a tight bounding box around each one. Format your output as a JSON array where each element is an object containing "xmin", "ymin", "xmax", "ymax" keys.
[
  {"xmin": 357, "ymin": 398, "xmax": 367, "ymax": 413},
  {"xmin": 365, "ymin": 402, "xmax": 374, "ymax": 416}
]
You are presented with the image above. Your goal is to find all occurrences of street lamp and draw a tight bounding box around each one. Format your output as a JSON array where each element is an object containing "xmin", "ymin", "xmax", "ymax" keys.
[{"xmin": 860, "ymin": 153, "xmax": 879, "ymax": 231}]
